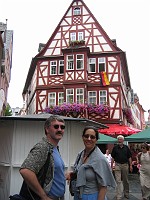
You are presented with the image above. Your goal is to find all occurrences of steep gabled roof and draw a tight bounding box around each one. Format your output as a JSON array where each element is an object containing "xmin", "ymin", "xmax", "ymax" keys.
[{"xmin": 22, "ymin": 0, "xmax": 130, "ymax": 94}]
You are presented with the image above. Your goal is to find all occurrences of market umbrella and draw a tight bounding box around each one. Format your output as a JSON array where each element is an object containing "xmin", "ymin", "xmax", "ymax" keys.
[
  {"xmin": 97, "ymin": 133, "xmax": 117, "ymax": 144},
  {"xmin": 125, "ymin": 128, "xmax": 150, "ymax": 142},
  {"xmin": 99, "ymin": 124, "xmax": 141, "ymax": 136}
]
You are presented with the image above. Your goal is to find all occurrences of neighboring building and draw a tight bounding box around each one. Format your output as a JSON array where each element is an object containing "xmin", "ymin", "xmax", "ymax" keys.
[
  {"xmin": 11, "ymin": 105, "xmax": 26, "ymax": 116},
  {"xmin": 145, "ymin": 109, "xmax": 150, "ymax": 128},
  {"xmin": 0, "ymin": 21, "xmax": 13, "ymax": 116},
  {"xmin": 22, "ymin": 0, "xmax": 145, "ymax": 129}
]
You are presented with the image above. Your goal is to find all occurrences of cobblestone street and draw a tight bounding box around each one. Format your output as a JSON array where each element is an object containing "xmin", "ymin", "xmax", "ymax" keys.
[{"xmin": 106, "ymin": 174, "xmax": 142, "ymax": 200}]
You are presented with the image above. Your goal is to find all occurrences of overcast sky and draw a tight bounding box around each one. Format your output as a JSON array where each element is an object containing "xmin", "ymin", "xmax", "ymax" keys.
[{"xmin": 1, "ymin": 0, "xmax": 150, "ymax": 120}]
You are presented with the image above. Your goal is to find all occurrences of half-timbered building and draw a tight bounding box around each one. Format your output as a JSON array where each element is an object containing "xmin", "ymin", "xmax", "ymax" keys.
[{"xmin": 22, "ymin": 0, "xmax": 143, "ymax": 129}]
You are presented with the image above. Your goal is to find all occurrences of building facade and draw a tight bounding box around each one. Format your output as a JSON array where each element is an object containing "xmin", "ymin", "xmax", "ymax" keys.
[
  {"xmin": 0, "ymin": 21, "xmax": 13, "ymax": 116},
  {"xmin": 22, "ymin": 0, "xmax": 144, "ymax": 129}
]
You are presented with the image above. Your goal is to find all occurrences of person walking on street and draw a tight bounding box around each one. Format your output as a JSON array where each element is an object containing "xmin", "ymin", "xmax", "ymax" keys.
[
  {"xmin": 19, "ymin": 115, "xmax": 66, "ymax": 200},
  {"xmin": 104, "ymin": 149, "xmax": 112, "ymax": 167},
  {"xmin": 137, "ymin": 142, "xmax": 150, "ymax": 200},
  {"xmin": 66, "ymin": 126, "xmax": 116, "ymax": 200},
  {"xmin": 111, "ymin": 135, "xmax": 132, "ymax": 200}
]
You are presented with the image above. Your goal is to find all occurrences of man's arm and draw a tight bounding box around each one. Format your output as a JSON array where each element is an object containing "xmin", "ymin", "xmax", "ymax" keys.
[
  {"xmin": 128, "ymin": 157, "xmax": 133, "ymax": 172},
  {"xmin": 20, "ymin": 168, "xmax": 52, "ymax": 200},
  {"xmin": 111, "ymin": 157, "xmax": 114, "ymax": 170}
]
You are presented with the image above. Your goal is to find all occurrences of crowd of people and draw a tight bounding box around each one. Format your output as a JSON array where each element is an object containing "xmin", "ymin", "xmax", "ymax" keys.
[{"xmin": 9, "ymin": 115, "xmax": 150, "ymax": 200}]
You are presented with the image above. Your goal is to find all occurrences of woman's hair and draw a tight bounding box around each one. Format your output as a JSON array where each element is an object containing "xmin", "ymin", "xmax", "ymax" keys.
[
  {"xmin": 82, "ymin": 126, "xmax": 99, "ymax": 140},
  {"xmin": 141, "ymin": 142, "xmax": 149, "ymax": 150}
]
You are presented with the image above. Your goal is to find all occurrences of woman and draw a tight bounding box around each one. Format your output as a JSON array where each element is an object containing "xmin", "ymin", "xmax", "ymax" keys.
[
  {"xmin": 104, "ymin": 149, "xmax": 112, "ymax": 167},
  {"xmin": 137, "ymin": 142, "xmax": 150, "ymax": 200},
  {"xmin": 67, "ymin": 126, "xmax": 116, "ymax": 200}
]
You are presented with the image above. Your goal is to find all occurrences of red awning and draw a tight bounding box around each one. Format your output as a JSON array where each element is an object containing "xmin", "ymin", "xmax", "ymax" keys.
[{"xmin": 99, "ymin": 124, "xmax": 141, "ymax": 136}]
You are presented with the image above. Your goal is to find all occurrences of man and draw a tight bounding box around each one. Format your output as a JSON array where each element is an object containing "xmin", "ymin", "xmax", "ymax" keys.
[
  {"xmin": 111, "ymin": 135, "xmax": 132, "ymax": 200},
  {"xmin": 19, "ymin": 115, "xmax": 66, "ymax": 200}
]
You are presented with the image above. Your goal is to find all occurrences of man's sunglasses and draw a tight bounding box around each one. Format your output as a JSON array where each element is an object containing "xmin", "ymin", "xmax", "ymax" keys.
[
  {"xmin": 53, "ymin": 125, "xmax": 65, "ymax": 130},
  {"xmin": 83, "ymin": 134, "xmax": 96, "ymax": 140}
]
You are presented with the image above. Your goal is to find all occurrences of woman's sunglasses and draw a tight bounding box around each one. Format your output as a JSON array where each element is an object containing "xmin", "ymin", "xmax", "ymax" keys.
[
  {"xmin": 53, "ymin": 125, "xmax": 65, "ymax": 130},
  {"xmin": 83, "ymin": 134, "xmax": 96, "ymax": 140}
]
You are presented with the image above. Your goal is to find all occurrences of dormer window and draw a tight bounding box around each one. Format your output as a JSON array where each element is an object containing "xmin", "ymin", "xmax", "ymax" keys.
[
  {"xmin": 70, "ymin": 32, "xmax": 76, "ymax": 41},
  {"xmin": 74, "ymin": 7, "xmax": 81, "ymax": 15},
  {"xmin": 78, "ymin": 32, "xmax": 84, "ymax": 41},
  {"xmin": 70, "ymin": 32, "xmax": 84, "ymax": 41}
]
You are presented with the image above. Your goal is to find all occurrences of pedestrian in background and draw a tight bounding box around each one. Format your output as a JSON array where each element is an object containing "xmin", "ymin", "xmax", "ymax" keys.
[
  {"xmin": 137, "ymin": 142, "xmax": 150, "ymax": 200},
  {"xmin": 104, "ymin": 149, "xmax": 112, "ymax": 167},
  {"xmin": 111, "ymin": 135, "xmax": 132, "ymax": 200},
  {"xmin": 19, "ymin": 115, "xmax": 66, "ymax": 200},
  {"xmin": 66, "ymin": 126, "xmax": 116, "ymax": 200}
]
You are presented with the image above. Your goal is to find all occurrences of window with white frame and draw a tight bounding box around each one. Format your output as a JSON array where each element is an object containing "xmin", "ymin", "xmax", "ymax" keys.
[
  {"xmin": 98, "ymin": 57, "xmax": 106, "ymax": 72},
  {"xmin": 58, "ymin": 92, "xmax": 64, "ymax": 105},
  {"xmin": 59, "ymin": 60, "xmax": 64, "ymax": 74},
  {"xmin": 50, "ymin": 61, "xmax": 57, "ymax": 75},
  {"xmin": 78, "ymin": 32, "xmax": 84, "ymax": 41},
  {"xmin": 88, "ymin": 91, "xmax": 97, "ymax": 104},
  {"xmin": 99, "ymin": 90, "xmax": 107, "ymax": 104},
  {"xmin": 67, "ymin": 55, "xmax": 74, "ymax": 70},
  {"xmin": 66, "ymin": 89, "xmax": 74, "ymax": 103},
  {"xmin": 70, "ymin": 32, "xmax": 84, "ymax": 41},
  {"xmin": 48, "ymin": 92, "xmax": 56, "ymax": 106},
  {"xmin": 70, "ymin": 32, "xmax": 76, "ymax": 41},
  {"xmin": 76, "ymin": 54, "xmax": 84, "ymax": 69},
  {"xmin": 89, "ymin": 58, "xmax": 96, "ymax": 72},
  {"xmin": 73, "ymin": 7, "xmax": 81, "ymax": 15},
  {"xmin": 76, "ymin": 88, "xmax": 84, "ymax": 103}
]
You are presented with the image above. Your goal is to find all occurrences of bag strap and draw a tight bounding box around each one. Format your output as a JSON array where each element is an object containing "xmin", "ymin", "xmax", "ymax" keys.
[
  {"xmin": 27, "ymin": 146, "xmax": 51, "ymax": 200},
  {"xmin": 40, "ymin": 145, "xmax": 51, "ymax": 187},
  {"xmin": 83, "ymin": 146, "xmax": 96, "ymax": 163}
]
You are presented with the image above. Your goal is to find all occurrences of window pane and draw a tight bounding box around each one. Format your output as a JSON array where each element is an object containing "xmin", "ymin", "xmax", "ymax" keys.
[
  {"xmin": 58, "ymin": 92, "xmax": 64, "ymax": 105},
  {"xmin": 99, "ymin": 90, "xmax": 107, "ymax": 104},
  {"xmin": 48, "ymin": 93, "xmax": 56, "ymax": 106},
  {"xmin": 74, "ymin": 7, "xmax": 81, "ymax": 15},
  {"xmin": 76, "ymin": 88, "xmax": 84, "ymax": 103},
  {"xmin": 77, "ymin": 54, "xmax": 83, "ymax": 69},
  {"xmin": 99, "ymin": 63, "xmax": 105, "ymax": 72},
  {"xmin": 67, "ymin": 55, "xmax": 74, "ymax": 70},
  {"xmin": 50, "ymin": 61, "xmax": 57, "ymax": 75},
  {"xmin": 78, "ymin": 32, "xmax": 84, "ymax": 40},
  {"xmin": 88, "ymin": 91, "xmax": 96, "ymax": 104},
  {"xmin": 59, "ymin": 60, "xmax": 64, "ymax": 74},
  {"xmin": 89, "ymin": 58, "xmax": 96, "ymax": 72},
  {"xmin": 98, "ymin": 57, "xmax": 106, "ymax": 72},
  {"xmin": 66, "ymin": 89, "xmax": 74, "ymax": 103},
  {"xmin": 70, "ymin": 32, "xmax": 76, "ymax": 41}
]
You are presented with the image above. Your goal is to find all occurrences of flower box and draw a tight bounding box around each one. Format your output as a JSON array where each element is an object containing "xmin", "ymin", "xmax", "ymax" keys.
[
  {"xmin": 44, "ymin": 103, "xmax": 110, "ymax": 118},
  {"xmin": 69, "ymin": 40, "xmax": 85, "ymax": 47}
]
